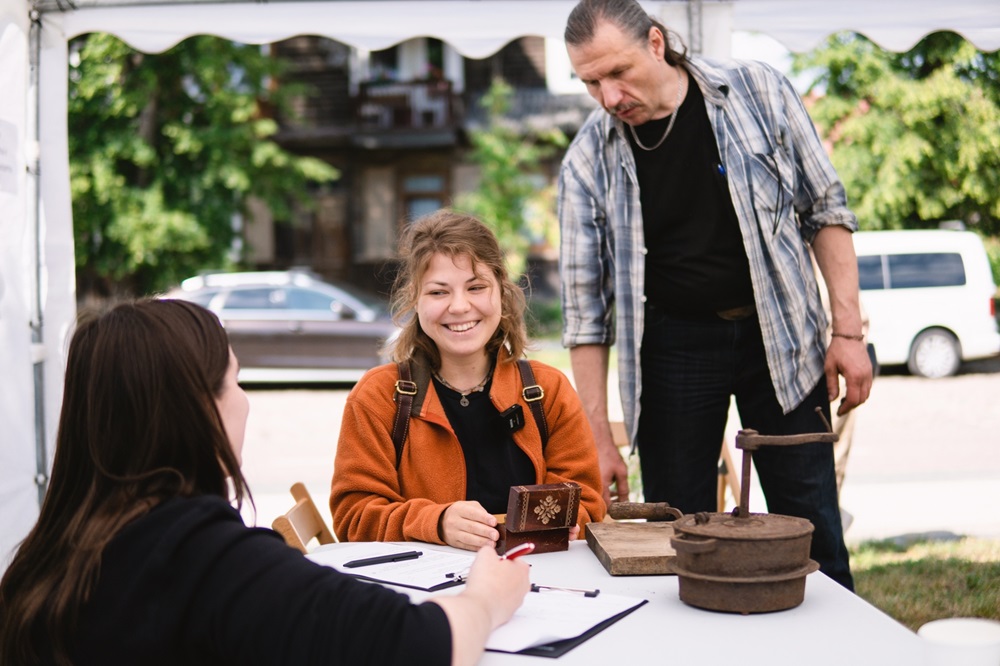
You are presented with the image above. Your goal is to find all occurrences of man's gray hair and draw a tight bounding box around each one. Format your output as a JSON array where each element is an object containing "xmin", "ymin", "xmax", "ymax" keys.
[{"xmin": 564, "ymin": 0, "xmax": 687, "ymax": 66}]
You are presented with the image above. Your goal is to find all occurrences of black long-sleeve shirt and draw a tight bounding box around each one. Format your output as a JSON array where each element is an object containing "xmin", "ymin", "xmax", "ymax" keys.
[{"xmin": 71, "ymin": 495, "xmax": 451, "ymax": 665}]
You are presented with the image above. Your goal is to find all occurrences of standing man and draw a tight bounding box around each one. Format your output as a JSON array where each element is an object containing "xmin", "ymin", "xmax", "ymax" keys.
[{"xmin": 558, "ymin": 0, "xmax": 871, "ymax": 589}]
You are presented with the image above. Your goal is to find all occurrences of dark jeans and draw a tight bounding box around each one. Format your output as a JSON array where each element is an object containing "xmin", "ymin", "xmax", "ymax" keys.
[{"xmin": 637, "ymin": 303, "xmax": 854, "ymax": 590}]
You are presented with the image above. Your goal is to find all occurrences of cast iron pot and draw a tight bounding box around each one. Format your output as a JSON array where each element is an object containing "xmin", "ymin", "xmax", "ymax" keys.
[
  {"xmin": 670, "ymin": 510, "xmax": 815, "ymax": 578},
  {"xmin": 672, "ymin": 560, "xmax": 820, "ymax": 614},
  {"xmin": 669, "ymin": 423, "xmax": 838, "ymax": 613}
]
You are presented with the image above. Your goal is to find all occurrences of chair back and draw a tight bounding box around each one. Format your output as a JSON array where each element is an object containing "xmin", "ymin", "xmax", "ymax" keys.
[{"xmin": 272, "ymin": 482, "xmax": 336, "ymax": 553}]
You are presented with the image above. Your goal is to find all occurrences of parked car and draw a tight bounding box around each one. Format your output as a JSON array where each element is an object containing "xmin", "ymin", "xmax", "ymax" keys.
[
  {"xmin": 165, "ymin": 270, "xmax": 398, "ymax": 383},
  {"xmin": 853, "ymin": 229, "xmax": 1000, "ymax": 378}
]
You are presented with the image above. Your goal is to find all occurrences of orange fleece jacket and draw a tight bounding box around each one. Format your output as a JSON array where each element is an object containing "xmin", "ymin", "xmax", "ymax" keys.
[{"xmin": 330, "ymin": 356, "xmax": 606, "ymax": 544}]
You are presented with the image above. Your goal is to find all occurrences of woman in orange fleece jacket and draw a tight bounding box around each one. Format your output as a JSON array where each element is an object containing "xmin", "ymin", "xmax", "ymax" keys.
[{"xmin": 330, "ymin": 210, "xmax": 605, "ymax": 550}]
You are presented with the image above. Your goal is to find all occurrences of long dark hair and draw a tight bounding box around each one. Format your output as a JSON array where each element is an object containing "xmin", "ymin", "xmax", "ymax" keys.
[
  {"xmin": 387, "ymin": 209, "xmax": 529, "ymax": 368},
  {"xmin": 565, "ymin": 0, "xmax": 688, "ymax": 66},
  {"xmin": 0, "ymin": 299, "xmax": 250, "ymax": 665}
]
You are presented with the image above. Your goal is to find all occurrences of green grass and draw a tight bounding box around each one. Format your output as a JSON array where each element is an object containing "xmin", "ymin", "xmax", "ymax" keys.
[
  {"xmin": 851, "ymin": 536, "xmax": 1000, "ymax": 631},
  {"xmin": 524, "ymin": 339, "xmax": 617, "ymax": 371}
]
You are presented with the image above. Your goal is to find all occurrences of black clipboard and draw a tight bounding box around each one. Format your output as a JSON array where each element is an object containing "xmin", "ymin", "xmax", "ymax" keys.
[
  {"xmin": 487, "ymin": 599, "xmax": 648, "ymax": 658},
  {"xmin": 347, "ymin": 572, "xmax": 465, "ymax": 592}
]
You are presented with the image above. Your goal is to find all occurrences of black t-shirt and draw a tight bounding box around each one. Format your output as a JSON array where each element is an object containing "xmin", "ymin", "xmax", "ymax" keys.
[
  {"xmin": 70, "ymin": 495, "xmax": 451, "ymax": 666},
  {"xmin": 434, "ymin": 375, "xmax": 536, "ymax": 514},
  {"xmin": 628, "ymin": 74, "xmax": 754, "ymax": 314}
]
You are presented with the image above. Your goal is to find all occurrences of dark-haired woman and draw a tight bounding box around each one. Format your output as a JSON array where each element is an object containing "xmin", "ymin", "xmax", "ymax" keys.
[{"xmin": 0, "ymin": 299, "xmax": 528, "ymax": 666}]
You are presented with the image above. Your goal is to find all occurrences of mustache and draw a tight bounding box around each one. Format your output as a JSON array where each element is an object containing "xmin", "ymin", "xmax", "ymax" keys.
[{"xmin": 609, "ymin": 102, "xmax": 638, "ymax": 115}]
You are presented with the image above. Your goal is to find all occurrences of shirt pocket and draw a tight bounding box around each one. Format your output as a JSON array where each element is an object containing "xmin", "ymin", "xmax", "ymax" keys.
[{"xmin": 747, "ymin": 149, "xmax": 795, "ymax": 239}]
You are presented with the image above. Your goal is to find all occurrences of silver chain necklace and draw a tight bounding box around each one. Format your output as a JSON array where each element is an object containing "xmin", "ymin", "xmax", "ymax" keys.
[
  {"xmin": 628, "ymin": 69, "xmax": 685, "ymax": 152},
  {"xmin": 433, "ymin": 366, "xmax": 494, "ymax": 407}
]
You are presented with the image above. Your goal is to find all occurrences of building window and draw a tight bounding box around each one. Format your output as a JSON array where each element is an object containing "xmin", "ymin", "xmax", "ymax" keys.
[
  {"xmin": 370, "ymin": 45, "xmax": 399, "ymax": 81},
  {"xmin": 402, "ymin": 174, "xmax": 446, "ymax": 221},
  {"xmin": 369, "ymin": 38, "xmax": 445, "ymax": 82}
]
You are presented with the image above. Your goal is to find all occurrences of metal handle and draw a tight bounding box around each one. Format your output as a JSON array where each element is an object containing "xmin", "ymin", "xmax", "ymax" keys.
[
  {"xmin": 608, "ymin": 502, "xmax": 683, "ymax": 521},
  {"xmin": 670, "ymin": 535, "xmax": 718, "ymax": 554},
  {"xmin": 734, "ymin": 411, "xmax": 839, "ymax": 518},
  {"xmin": 735, "ymin": 429, "xmax": 838, "ymax": 451}
]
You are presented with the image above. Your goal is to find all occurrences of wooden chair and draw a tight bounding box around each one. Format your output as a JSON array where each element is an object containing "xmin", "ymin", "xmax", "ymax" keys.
[
  {"xmin": 608, "ymin": 421, "xmax": 740, "ymax": 512},
  {"xmin": 716, "ymin": 440, "xmax": 741, "ymax": 512},
  {"xmin": 271, "ymin": 482, "xmax": 337, "ymax": 553}
]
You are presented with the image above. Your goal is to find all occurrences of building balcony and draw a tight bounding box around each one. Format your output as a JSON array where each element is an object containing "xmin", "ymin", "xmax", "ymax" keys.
[
  {"xmin": 276, "ymin": 78, "xmax": 462, "ymax": 150},
  {"xmin": 356, "ymin": 79, "xmax": 456, "ymax": 130}
]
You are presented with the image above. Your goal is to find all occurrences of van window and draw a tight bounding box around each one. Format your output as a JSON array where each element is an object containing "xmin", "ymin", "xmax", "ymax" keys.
[
  {"xmin": 857, "ymin": 252, "xmax": 966, "ymax": 291},
  {"xmin": 858, "ymin": 256, "xmax": 885, "ymax": 290},
  {"xmin": 887, "ymin": 253, "xmax": 966, "ymax": 289}
]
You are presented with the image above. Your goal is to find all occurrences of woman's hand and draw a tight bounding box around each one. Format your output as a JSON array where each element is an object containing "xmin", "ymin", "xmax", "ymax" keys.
[
  {"xmin": 568, "ymin": 525, "xmax": 581, "ymax": 541},
  {"xmin": 462, "ymin": 545, "xmax": 531, "ymax": 628},
  {"xmin": 430, "ymin": 545, "xmax": 531, "ymax": 666},
  {"xmin": 440, "ymin": 501, "xmax": 499, "ymax": 551}
]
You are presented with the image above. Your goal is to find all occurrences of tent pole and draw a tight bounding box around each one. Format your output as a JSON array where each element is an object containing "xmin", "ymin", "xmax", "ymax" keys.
[
  {"xmin": 687, "ymin": 0, "xmax": 703, "ymax": 55},
  {"xmin": 28, "ymin": 9, "xmax": 49, "ymax": 507}
]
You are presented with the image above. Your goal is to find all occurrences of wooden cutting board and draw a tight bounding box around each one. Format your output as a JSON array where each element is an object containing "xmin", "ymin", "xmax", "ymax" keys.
[{"xmin": 585, "ymin": 521, "xmax": 678, "ymax": 576}]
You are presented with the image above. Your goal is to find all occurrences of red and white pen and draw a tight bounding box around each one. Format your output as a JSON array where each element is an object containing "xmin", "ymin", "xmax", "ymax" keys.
[{"xmin": 501, "ymin": 542, "xmax": 535, "ymax": 560}]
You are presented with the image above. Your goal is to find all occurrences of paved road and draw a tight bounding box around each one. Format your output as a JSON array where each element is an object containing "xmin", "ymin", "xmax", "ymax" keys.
[{"xmin": 240, "ymin": 356, "xmax": 1000, "ymax": 545}]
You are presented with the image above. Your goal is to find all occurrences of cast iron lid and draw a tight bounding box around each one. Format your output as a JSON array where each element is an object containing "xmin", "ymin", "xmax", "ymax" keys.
[{"xmin": 672, "ymin": 511, "xmax": 815, "ymax": 541}]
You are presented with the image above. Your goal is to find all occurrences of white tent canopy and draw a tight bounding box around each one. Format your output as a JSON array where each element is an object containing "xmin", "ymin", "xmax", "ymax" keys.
[
  {"xmin": 32, "ymin": 0, "xmax": 1000, "ymax": 55},
  {"xmin": 732, "ymin": 0, "xmax": 1000, "ymax": 54},
  {"xmin": 2, "ymin": 0, "xmax": 998, "ymax": 569}
]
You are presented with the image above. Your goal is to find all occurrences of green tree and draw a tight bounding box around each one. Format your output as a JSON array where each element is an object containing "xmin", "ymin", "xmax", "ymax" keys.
[
  {"xmin": 455, "ymin": 78, "xmax": 567, "ymax": 273},
  {"xmin": 69, "ymin": 33, "xmax": 338, "ymax": 298},
  {"xmin": 791, "ymin": 32, "xmax": 1000, "ymax": 237}
]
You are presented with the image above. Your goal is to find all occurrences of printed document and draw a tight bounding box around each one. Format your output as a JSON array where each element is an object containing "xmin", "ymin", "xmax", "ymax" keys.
[
  {"xmin": 307, "ymin": 542, "xmax": 474, "ymax": 591},
  {"xmin": 487, "ymin": 589, "xmax": 646, "ymax": 653}
]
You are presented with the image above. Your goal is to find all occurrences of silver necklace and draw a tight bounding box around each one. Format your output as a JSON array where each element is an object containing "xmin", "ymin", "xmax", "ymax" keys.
[
  {"xmin": 433, "ymin": 366, "xmax": 494, "ymax": 407},
  {"xmin": 629, "ymin": 68, "xmax": 685, "ymax": 152}
]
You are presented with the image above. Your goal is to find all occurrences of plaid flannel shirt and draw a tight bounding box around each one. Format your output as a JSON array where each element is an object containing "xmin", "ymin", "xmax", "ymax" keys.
[{"xmin": 558, "ymin": 56, "xmax": 858, "ymax": 448}]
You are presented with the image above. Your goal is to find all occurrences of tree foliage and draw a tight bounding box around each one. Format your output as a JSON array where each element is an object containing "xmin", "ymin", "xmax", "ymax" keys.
[
  {"xmin": 69, "ymin": 34, "xmax": 338, "ymax": 298},
  {"xmin": 791, "ymin": 32, "xmax": 1000, "ymax": 237},
  {"xmin": 455, "ymin": 78, "xmax": 567, "ymax": 273}
]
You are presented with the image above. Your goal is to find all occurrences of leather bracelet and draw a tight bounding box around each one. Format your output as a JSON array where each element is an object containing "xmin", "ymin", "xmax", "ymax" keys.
[{"xmin": 831, "ymin": 332, "xmax": 865, "ymax": 342}]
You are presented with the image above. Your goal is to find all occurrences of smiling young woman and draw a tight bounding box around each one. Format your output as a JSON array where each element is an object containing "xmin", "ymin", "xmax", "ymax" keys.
[{"xmin": 329, "ymin": 210, "xmax": 606, "ymax": 552}]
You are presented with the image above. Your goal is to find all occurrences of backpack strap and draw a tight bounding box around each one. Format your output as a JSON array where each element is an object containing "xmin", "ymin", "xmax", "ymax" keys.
[
  {"xmin": 517, "ymin": 359, "xmax": 549, "ymax": 449},
  {"xmin": 391, "ymin": 362, "xmax": 418, "ymax": 467},
  {"xmin": 391, "ymin": 358, "xmax": 549, "ymax": 468}
]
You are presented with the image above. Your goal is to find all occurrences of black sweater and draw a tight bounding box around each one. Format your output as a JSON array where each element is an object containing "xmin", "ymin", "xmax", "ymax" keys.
[{"xmin": 70, "ymin": 495, "xmax": 451, "ymax": 665}]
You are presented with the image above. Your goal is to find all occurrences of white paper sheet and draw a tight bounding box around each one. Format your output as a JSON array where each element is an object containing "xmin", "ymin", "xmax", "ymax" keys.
[
  {"xmin": 486, "ymin": 589, "xmax": 646, "ymax": 653},
  {"xmin": 307, "ymin": 542, "xmax": 475, "ymax": 591}
]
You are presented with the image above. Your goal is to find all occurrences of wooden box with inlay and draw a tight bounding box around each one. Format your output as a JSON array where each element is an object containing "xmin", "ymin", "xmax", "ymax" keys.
[{"xmin": 495, "ymin": 482, "xmax": 580, "ymax": 555}]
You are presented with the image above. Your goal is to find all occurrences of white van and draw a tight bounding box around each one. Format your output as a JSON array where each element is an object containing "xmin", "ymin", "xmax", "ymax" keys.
[{"xmin": 852, "ymin": 229, "xmax": 1000, "ymax": 378}]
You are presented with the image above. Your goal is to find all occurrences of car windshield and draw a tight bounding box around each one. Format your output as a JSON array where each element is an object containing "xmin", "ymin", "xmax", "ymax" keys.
[
  {"xmin": 331, "ymin": 282, "xmax": 390, "ymax": 316},
  {"xmin": 182, "ymin": 288, "xmax": 221, "ymax": 307}
]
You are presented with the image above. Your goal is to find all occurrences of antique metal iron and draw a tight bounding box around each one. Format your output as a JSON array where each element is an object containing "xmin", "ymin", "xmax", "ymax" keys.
[{"xmin": 668, "ymin": 410, "xmax": 838, "ymax": 614}]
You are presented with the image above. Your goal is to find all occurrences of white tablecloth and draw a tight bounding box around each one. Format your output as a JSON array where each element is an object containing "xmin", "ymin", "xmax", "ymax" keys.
[{"xmin": 312, "ymin": 540, "xmax": 924, "ymax": 665}]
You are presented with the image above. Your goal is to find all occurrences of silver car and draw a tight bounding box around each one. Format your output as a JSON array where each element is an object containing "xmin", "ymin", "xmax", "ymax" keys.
[{"xmin": 166, "ymin": 270, "xmax": 398, "ymax": 383}]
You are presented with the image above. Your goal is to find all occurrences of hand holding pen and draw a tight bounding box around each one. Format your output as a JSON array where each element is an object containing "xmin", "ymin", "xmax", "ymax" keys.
[
  {"xmin": 428, "ymin": 545, "xmax": 533, "ymax": 655},
  {"xmin": 460, "ymin": 545, "xmax": 532, "ymax": 625},
  {"xmin": 447, "ymin": 542, "xmax": 535, "ymax": 583}
]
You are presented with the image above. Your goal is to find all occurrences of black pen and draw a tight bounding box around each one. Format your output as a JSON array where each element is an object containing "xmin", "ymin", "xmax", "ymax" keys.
[{"xmin": 343, "ymin": 550, "xmax": 423, "ymax": 568}]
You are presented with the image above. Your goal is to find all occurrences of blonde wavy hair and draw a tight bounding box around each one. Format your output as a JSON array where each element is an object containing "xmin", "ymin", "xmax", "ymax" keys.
[{"xmin": 387, "ymin": 209, "xmax": 528, "ymax": 368}]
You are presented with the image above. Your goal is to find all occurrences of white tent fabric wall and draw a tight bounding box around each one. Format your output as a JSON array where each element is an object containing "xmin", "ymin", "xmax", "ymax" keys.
[
  {"xmin": 2, "ymin": 0, "xmax": 999, "ymax": 574},
  {"xmin": 36, "ymin": 0, "xmax": 1000, "ymax": 56},
  {"xmin": 733, "ymin": 0, "xmax": 1000, "ymax": 53},
  {"xmin": 0, "ymin": 0, "xmax": 37, "ymax": 568}
]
